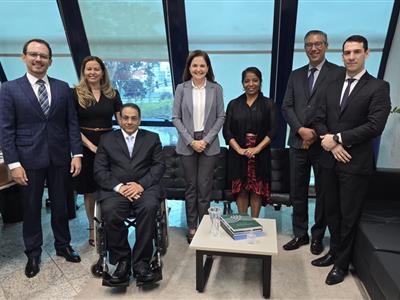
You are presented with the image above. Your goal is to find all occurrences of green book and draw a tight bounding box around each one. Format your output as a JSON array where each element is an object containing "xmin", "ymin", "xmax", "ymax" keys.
[
  {"xmin": 221, "ymin": 221, "xmax": 265, "ymax": 240},
  {"xmin": 220, "ymin": 213, "xmax": 263, "ymax": 233}
]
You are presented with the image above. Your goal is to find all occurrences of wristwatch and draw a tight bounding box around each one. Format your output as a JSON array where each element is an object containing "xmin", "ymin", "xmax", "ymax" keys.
[{"xmin": 333, "ymin": 134, "xmax": 340, "ymax": 144}]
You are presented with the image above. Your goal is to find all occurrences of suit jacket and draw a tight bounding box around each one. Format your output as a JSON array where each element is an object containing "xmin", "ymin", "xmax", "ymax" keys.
[
  {"xmin": 172, "ymin": 80, "xmax": 225, "ymax": 156},
  {"xmin": 93, "ymin": 129, "xmax": 165, "ymax": 202},
  {"xmin": 0, "ymin": 75, "xmax": 82, "ymax": 169},
  {"xmin": 282, "ymin": 61, "xmax": 344, "ymax": 149},
  {"xmin": 314, "ymin": 72, "xmax": 391, "ymax": 175}
]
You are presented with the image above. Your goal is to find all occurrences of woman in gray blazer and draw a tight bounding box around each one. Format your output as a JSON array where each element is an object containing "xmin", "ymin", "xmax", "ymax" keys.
[{"xmin": 172, "ymin": 50, "xmax": 225, "ymax": 243}]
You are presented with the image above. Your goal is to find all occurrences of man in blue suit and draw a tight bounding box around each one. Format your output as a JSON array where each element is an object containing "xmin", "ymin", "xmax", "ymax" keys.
[{"xmin": 0, "ymin": 39, "xmax": 83, "ymax": 278}]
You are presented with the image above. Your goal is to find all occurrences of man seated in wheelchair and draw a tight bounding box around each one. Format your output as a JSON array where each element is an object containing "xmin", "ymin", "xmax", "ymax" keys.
[{"xmin": 93, "ymin": 103, "xmax": 165, "ymax": 286}]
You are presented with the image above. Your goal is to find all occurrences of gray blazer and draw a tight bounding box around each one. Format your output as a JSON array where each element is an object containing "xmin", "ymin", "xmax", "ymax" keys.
[{"xmin": 172, "ymin": 80, "xmax": 225, "ymax": 156}]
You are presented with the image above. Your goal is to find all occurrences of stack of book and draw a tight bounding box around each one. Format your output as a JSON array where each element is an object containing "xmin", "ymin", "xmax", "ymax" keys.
[{"xmin": 220, "ymin": 213, "xmax": 265, "ymax": 240}]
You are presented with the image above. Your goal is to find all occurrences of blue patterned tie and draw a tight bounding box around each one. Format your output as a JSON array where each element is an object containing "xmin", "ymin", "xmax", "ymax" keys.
[{"xmin": 37, "ymin": 79, "xmax": 50, "ymax": 116}]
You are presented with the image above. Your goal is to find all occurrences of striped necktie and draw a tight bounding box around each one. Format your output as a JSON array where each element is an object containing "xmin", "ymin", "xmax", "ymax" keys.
[{"xmin": 37, "ymin": 79, "xmax": 50, "ymax": 117}]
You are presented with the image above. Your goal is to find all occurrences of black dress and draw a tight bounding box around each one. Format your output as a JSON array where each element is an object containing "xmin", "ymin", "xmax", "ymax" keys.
[
  {"xmin": 223, "ymin": 92, "xmax": 277, "ymax": 205},
  {"xmin": 73, "ymin": 89, "xmax": 122, "ymax": 194}
]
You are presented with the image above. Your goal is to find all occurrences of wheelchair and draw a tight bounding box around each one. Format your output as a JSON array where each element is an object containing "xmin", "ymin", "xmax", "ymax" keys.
[{"xmin": 91, "ymin": 198, "xmax": 169, "ymax": 287}]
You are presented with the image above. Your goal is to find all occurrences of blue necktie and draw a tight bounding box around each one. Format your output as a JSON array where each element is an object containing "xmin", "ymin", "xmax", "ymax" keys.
[
  {"xmin": 37, "ymin": 79, "xmax": 50, "ymax": 116},
  {"xmin": 340, "ymin": 78, "xmax": 356, "ymax": 110},
  {"xmin": 308, "ymin": 68, "xmax": 317, "ymax": 93}
]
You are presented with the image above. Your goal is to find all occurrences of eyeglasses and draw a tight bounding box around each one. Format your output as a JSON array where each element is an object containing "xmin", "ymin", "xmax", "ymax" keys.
[
  {"xmin": 26, "ymin": 52, "xmax": 50, "ymax": 60},
  {"xmin": 305, "ymin": 41, "xmax": 326, "ymax": 49},
  {"xmin": 121, "ymin": 115, "xmax": 140, "ymax": 122}
]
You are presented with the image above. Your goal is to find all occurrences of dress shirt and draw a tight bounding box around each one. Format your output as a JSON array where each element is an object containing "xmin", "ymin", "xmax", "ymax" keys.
[
  {"xmin": 8, "ymin": 73, "xmax": 82, "ymax": 170},
  {"xmin": 308, "ymin": 59, "xmax": 326, "ymax": 90},
  {"xmin": 192, "ymin": 80, "xmax": 206, "ymax": 132},
  {"xmin": 337, "ymin": 69, "xmax": 367, "ymax": 143},
  {"xmin": 113, "ymin": 129, "xmax": 138, "ymax": 192}
]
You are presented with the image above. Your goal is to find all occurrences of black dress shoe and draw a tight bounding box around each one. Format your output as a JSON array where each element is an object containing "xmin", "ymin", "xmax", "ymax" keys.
[
  {"xmin": 310, "ymin": 239, "xmax": 323, "ymax": 255},
  {"xmin": 311, "ymin": 253, "xmax": 335, "ymax": 267},
  {"xmin": 283, "ymin": 235, "xmax": 309, "ymax": 251},
  {"xmin": 56, "ymin": 246, "xmax": 81, "ymax": 263},
  {"xmin": 25, "ymin": 256, "xmax": 40, "ymax": 278},
  {"xmin": 133, "ymin": 265, "xmax": 158, "ymax": 283},
  {"xmin": 325, "ymin": 266, "xmax": 347, "ymax": 285},
  {"xmin": 103, "ymin": 259, "xmax": 131, "ymax": 286}
]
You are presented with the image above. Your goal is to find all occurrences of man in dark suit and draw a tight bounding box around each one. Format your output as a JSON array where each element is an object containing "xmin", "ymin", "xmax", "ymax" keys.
[
  {"xmin": 94, "ymin": 103, "xmax": 165, "ymax": 286},
  {"xmin": 282, "ymin": 30, "xmax": 344, "ymax": 255},
  {"xmin": 0, "ymin": 39, "xmax": 83, "ymax": 278},
  {"xmin": 313, "ymin": 35, "xmax": 390, "ymax": 285}
]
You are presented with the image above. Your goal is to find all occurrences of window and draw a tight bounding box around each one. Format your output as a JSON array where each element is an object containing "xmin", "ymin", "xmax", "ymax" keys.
[
  {"xmin": 78, "ymin": 0, "xmax": 174, "ymax": 122},
  {"xmin": 186, "ymin": 0, "xmax": 275, "ymax": 106},
  {"xmin": 293, "ymin": 0, "xmax": 393, "ymax": 74},
  {"xmin": 0, "ymin": 1, "xmax": 77, "ymax": 85}
]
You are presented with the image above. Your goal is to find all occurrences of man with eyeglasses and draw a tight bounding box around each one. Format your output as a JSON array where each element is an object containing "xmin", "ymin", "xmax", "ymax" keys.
[
  {"xmin": 282, "ymin": 30, "xmax": 344, "ymax": 256},
  {"xmin": 94, "ymin": 103, "xmax": 165, "ymax": 286},
  {"xmin": 0, "ymin": 39, "xmax": 83, "ymax": 278}
]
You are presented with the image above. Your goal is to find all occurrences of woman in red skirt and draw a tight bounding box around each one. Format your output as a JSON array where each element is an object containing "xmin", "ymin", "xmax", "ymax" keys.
[{"xmin": 223, "ymin": 67, "xmax": 277, "ymax": 217}]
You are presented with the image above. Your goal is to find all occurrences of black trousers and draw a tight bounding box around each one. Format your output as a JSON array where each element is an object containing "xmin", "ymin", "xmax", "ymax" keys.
[
  {"xmin": 22, "ymin": 165, "xmax": 71, "ymax": 258},
  {"xmin": 101, "ymin": 188, "xmax": 159, "ymax": 269},
  {"xmin": 289, "ymin": 146, "xmax": 326, "ymax": 240},
  {"xmin": 321, "ymin": 166, "xmax": 369, "ymax": 270},
  {"xmin": 181, "ymin": 153, "xmax": 216, "ymax": 229}
]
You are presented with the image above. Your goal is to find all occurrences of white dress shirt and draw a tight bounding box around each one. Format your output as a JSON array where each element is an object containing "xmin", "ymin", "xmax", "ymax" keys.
[{"xmin": 192, "ymin": 80, "xmax": 206, "ymax": 132}]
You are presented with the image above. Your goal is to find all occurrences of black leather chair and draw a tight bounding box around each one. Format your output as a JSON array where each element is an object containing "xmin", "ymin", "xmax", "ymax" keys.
[
  {"xmin": 223, "ymin": 148, "xmax": 291, "ymax": 211},
  {"xmin": 270, "ymin": 148, "xmax": 291, "ymax": 209},
  {"xmin": 161, "ymin": 146, "xmax": 230, "ymax": 212}
]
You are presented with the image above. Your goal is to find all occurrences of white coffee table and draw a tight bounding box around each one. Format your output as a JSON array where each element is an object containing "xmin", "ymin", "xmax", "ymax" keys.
[{"xmin": 189, "ymin": 215, "xmax": 278, "ymax": 298}]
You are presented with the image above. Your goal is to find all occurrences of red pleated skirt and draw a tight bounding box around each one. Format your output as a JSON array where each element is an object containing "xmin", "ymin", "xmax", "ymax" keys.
[{"xmin": 231, "ymin": 134, "xmax": 271, "ymax": 206}]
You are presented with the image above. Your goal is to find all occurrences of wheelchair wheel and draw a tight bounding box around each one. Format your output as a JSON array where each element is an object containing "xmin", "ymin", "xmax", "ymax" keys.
[
  {"xmin": 160, "ymin": 224, "xmax": 168, "ymax": 255},
  {"xmin": 91, "ymin": 259, "xmax": 109, "ymax": 278}
]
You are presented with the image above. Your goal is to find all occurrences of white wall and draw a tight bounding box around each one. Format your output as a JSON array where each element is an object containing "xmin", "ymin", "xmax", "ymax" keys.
[{"xmin": 378, "ymin": 16, "xmax": 400, "ymax": 169}]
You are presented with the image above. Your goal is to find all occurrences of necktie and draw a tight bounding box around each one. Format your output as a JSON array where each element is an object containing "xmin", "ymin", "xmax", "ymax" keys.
[
  {"xmin": 340, "ymin": 78, "xmax": 356, "ymax": 110},
  {"xmin": 308, "ymin": 68, "xmax": 317, "ymax": 93},
  {"xmin": 126, "ymin": 136, "xmax": 134, "ymax": 157},
  {"xmin": 37, "ymin": 79, "xmax": 50, "ymax": 116}
]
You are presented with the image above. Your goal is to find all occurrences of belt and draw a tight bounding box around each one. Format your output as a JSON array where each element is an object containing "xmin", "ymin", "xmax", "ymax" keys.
[
  {"xmin": 80, "ymin": 126, "xmax": 113, "ymax": 132},
  {"xmin": 245, "ymin": 133, "xmax": 257, "ymax": 137}
]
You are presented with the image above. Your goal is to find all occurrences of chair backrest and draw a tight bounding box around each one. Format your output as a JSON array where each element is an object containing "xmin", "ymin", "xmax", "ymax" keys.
[
  {"xmin": 270, "ymin": 148, "xmax": 290, "ymax": 194},
  {"xmin": 161, "ymin": 146, "xmax": 226, "ymax": 201},
  {"xmin": 161, "ymin": 146, "xmax": 291, "ymax": 205}
]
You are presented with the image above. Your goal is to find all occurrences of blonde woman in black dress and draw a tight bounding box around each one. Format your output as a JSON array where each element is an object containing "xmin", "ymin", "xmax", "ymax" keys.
[{"xmin": 73, "ymin": 56, "xmax": 122, "ymax": 245}]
